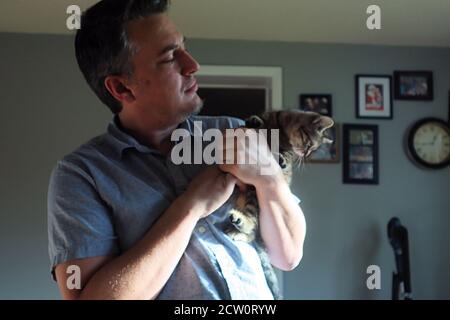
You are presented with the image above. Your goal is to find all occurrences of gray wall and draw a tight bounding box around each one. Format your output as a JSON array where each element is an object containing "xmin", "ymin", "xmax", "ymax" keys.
[{"xmin": 1, "ymin": 32, "xmax": 449, "ymax": 299}]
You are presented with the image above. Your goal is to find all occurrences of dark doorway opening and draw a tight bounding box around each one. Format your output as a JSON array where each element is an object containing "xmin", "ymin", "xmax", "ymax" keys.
[{"xmin": 197, "ymin": 87, "xmax": 266, "ymax": 120}]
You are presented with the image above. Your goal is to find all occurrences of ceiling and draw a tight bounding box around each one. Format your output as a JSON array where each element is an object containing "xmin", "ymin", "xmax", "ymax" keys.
[{"xmin": 1, "ymin": 0, "xmax": 450, "ymax": 47}]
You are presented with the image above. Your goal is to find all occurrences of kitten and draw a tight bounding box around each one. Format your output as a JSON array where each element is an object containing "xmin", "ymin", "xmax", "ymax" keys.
[{"xmin": 226, "ymin": 110, "xmax": 334, "ymax": 299}]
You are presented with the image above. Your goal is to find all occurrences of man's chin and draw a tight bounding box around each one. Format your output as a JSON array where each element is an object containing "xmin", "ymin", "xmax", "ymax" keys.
[
  {"xmin": 192, "ymin": 99, "xmax": 204, "ymax": 115},
  {"xmin": 185, "ymin": 97, "xmax": 204, "ymax": 116},
  {"xmin": 174, "ymin": 99, "xmax": 204, "ymax": 125}
]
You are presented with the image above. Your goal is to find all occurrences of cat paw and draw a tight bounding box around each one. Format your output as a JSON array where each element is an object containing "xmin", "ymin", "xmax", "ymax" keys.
[
  {"xmin": 228, "ymin": 209, "xmax": 257, "ymax": 236},
  {"xmin": 230, "ymin": 213, "xmax": 243, "ymax": 227},
  {"xmin": 227, "ymin": 230, "xmax": 253, "ymax": 243}
]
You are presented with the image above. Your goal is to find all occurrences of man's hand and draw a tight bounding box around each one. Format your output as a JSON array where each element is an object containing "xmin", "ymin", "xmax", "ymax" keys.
[
  {"xmin": 182, "ymin": 166, "xmax": 238, "ymax": 218},
  {"xmin": 218, "ymin": 128, "xmax": 282, "ymax": 187}
]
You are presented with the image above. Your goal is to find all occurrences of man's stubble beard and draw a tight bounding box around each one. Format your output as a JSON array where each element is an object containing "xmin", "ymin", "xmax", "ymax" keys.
[
  {"xmin": 174, "ymin": 95, "xmax": 204, "ymax": 125},
  {"xmin": 184, "ymin": 95, "xmax": 204, "ymax": 117},
  {"xmin": 191, "ymin": 96, "xmax": 204, "ymax": 115}
]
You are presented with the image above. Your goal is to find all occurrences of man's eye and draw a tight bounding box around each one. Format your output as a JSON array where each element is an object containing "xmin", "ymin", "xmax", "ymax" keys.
[{"xmin": 161, "ymin": 57, "xmax": 175, "ymax": 63}]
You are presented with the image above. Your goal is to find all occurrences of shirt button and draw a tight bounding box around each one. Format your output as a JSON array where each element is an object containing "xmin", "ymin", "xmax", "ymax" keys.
[{"xmin": 198, "ymin": 226, "xmax": 206, "ymax": 234}]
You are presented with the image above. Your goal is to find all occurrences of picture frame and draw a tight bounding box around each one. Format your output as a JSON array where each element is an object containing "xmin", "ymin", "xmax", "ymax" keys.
[
  {"xmin": 355, "ymin": 75, "xmax": 393, "ymax": 119},
  {"xmin": 299, "ymin": 94, "xmax": 332, "ymax": 116},
  {"xmin": 393, "ymin": 71, "xmax": 433, "ymax": 101},
  {"xmin": 309, "ymin": 124, "xmax": 340, "ymax": 163},
  {"xmin": 343, "ymin": 124, "xmax": 379, "ymax": 185}
]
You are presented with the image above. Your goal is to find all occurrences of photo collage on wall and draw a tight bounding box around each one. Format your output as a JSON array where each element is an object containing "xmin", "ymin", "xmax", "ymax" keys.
[{"xmin": 299, "ymin": 69, "xmax": 448, "ymax": 185}]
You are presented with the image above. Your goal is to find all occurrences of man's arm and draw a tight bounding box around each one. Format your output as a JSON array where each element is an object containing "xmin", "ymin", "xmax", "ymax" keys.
[
  {"xmin": 54, "ymin": 167, "xmax": 237, "ymax": 300},
  {"xmin": 254, "ymin": 173, "xmax": 306, "ymax": 271},
  {"xmin": 218, "ymin": 129, "xmax": 306, "ymax": 271}
]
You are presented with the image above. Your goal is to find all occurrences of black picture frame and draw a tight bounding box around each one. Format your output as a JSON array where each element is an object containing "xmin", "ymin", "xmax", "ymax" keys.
[
  {"xmin": 309, "ymin": 124, "xmax": 340, "ymax": 163},
  {"xmin": 343, "ymin": 124, "xmax": 379, "ymax": 185},
  {"xmin": 448, "ymin": 91, "xmax": 450, "ymax": 124},
  {"xmin": 355, "ymin": 75, "xmax": 393, "ymax": 119},
  {"xmin": 299, "ymin": 94, "xmax": 332, "ymax": 116},
  {"xmin": 393, "ymin": 71, "xmax": 433, "ymax": 101}
]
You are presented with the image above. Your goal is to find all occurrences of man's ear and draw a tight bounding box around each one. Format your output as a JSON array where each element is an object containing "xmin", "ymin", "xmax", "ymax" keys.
[{"xmin": 104, "ymin": 75, "xmax": 135, "ymax": 104}]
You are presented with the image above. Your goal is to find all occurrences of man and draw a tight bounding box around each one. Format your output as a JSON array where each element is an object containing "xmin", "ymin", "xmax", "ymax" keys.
[{"xmin": 48, "ymin": 0, "xmax": 305, "ymax": 300}]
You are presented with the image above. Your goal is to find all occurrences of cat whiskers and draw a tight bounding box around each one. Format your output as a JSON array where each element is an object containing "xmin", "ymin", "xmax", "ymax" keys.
[
  {"xmin": 289, "ymin": 149, "xmax": 304, "ymax": 171},
  {"xmin": 299, "ymin": 158, "xmax": 305, "ymax": 172}
]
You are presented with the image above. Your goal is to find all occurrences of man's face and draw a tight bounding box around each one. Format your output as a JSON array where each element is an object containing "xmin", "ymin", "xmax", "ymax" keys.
[{"xmin": 125, "ymin": 14, "xmax": 202, "ymax": 127}]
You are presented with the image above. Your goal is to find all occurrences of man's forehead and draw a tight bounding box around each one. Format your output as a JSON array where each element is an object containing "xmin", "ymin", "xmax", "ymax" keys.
[{"xmin": 127, "ymin": 14, "xmax": 183, "ymax": 49}]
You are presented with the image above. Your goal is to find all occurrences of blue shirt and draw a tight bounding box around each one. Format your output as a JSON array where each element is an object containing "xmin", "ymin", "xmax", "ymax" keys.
[{"xmin": 48, "ymin": 115, "xmax": 298, "ymax": 300}]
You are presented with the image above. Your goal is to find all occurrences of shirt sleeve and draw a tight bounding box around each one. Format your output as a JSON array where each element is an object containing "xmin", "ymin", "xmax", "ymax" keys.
[
  {"xmin": 47, "ymin": 159, "xmax": 119, "ymax": 280},
  {"xmin": 227, "ymin": 116, "xmax": 246, "ymax": 128},
  {"xmin": 291, "ymin": 192, "xmax": 302, "ymax": 204}
]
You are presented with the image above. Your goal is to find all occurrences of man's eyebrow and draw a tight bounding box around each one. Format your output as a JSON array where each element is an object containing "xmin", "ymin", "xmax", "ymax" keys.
[{"xmin": 158, "ymin": 36, "xmax": 186, "ymax": 56}]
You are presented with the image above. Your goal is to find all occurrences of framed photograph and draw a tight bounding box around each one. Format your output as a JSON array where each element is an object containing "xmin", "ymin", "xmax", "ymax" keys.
[
  {"xmin": 394, "ymin": 71, "xmax": 433, "ymax": 101},
  {"xmin": 355, "ymin": 75, "xmax": 393, "ymax": 119},
  {"xmin": 299, "ymin": 94, "xmax": 332, "ymax": 116},
  {"xmin": 309, "ymin": 124, "xmax": 340, "ymax": 163},
  {"xmin": 343, "ymin": 124, "xmax": 379, "ymax": 184}
]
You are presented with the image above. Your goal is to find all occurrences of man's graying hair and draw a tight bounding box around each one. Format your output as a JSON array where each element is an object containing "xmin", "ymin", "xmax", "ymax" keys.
[{"xmin": 75, "ymin": 0, "xmax": 170, "ymax": 114}]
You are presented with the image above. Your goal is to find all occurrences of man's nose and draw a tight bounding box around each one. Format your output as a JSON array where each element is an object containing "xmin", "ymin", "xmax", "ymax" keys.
[{"xmin": 180, "ymin": 50, "xmax": 200, "ymax": 76}]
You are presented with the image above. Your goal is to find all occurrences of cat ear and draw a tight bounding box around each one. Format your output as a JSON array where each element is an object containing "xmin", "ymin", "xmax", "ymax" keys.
[
  {"xmin": 245, "ymin": 115, "xmax": 265, "ymax": 128},
  {"xmin": 313, "ymin": 116, "xmax": 334, "ymax": 133}
]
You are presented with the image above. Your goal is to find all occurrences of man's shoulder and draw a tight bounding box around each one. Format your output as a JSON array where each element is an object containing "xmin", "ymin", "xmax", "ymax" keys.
[
  {"xmin": 188, "ymin": 115, "xmax": 245, "ymax": 130},
  {"xmin": 55, "ymin": 133, "xmax": 110, "ymax": 173}
]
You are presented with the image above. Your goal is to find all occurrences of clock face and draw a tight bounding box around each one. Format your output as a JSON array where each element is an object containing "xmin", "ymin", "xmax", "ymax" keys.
[{"xmin": 409, "ymin": 119, "xmax": 450, "ymax": 168}]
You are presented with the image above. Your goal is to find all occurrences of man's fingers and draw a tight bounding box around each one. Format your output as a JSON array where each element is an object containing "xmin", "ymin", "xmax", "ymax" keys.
[
  {"xmin": 221, "ymin": 171, "xmax": 246, "ymax": 192},
  {"xmin": 225, "ymin": 172, "xmax": 236, "ymax": 183},
  {"xmin": 218, "ymin": 163, "xmax": 233, "ymax": 174},
  {"xmin": 223, "ymin": 172, "xmax": 237, "ymax": 189},
  {"xmin": 235, "ymin": 179, "xmax": 247, "ymax": 192}
]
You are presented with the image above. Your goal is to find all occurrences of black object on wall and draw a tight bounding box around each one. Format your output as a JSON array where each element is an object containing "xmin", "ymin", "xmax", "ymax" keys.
[{"xmin": 388, "ymin": 217, "xmax": 412, "ymax": 300}]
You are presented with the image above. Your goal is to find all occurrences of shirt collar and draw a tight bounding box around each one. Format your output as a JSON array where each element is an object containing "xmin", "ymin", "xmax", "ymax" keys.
[{"xmin": 106, "ymin": 115, "xmax": 195, "ymax": 158}]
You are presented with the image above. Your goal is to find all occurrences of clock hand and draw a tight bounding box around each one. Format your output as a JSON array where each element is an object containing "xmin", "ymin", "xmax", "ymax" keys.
[
  {"xmin": 422, "ymin": 135, "xmax": 439, "ymax": 146},
  {"xmin": 435, "ymin": 134, "xmax": 442, "ymax": 148}
]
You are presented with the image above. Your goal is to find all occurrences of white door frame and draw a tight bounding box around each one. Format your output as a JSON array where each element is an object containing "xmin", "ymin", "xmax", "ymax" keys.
[{"xmin": 196, "ymin": 65, "xmax": 283, "ymax": 112}]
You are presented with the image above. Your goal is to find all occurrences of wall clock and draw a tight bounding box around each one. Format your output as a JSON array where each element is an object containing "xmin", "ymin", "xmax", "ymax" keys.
[{"xmin": 407, "ymin": 118, "xmax": 450, "ymax": 169}]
